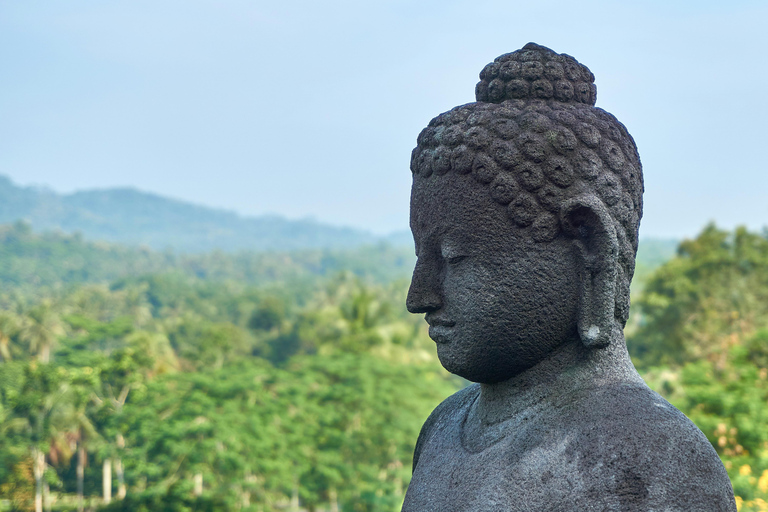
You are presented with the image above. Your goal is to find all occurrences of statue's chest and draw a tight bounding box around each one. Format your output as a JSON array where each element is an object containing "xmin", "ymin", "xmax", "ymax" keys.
[{"xmin": 402, "ymin": 418, "xmax": 582, "ymax": 512}]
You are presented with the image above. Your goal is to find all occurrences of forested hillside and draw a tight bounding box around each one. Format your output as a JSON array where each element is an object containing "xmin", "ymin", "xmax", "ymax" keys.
[
  {"xmin": 0, "ymin": 177, "xmax": 400, "ymax": 253},
  {"xmin": 0, "ymin": 221, "xmax": 415, "ymax": 292},
  {"xmin": 0, "ymin": 224, "xmax": 443, "ymax": 511},
  {"xmin": 0, "ymin": 223, "xmax": 765, "ymax": 511},
  {"xmin": 0, "ymin": 259, "xmax": 455, "ymax": 511}
]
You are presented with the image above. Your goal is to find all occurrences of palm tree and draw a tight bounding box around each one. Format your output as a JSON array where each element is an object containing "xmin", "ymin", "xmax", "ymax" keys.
[
  {"xmin": 50, "ymin": 395, "xmax": 100, "ymax": 512},
  {"xmin": 0, "ymin": 310, "xmax": 21, "ymax": 361},
  {"xmin": 5, "ymin": 362, "xmax": 73, "ymax": 512},
  {"xmin": 20, "ymin": 301, "xmax": 65, "ymax": 363},
  {"xmin": 90, "ymin": 332, "xmax": 176, "ymax": 504}
]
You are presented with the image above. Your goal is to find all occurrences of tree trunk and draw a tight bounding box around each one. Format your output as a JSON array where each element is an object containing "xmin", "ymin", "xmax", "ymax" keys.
[
  {"xmin": 33, "ymin": 448, "xmax": 44, "ymax": 512},
  {"xmin": 103, "ymin": 458, "xmax": 112, "ymax": 504},
  {"xmin": 77, "ymin": 446, "xmax": 85, "ymax": 512},
  {"xmin": 40, "ymin": 344, "xmax": 50, "ymax": 364},
  {"xmin": 329, "ymin": 487, "xmax": 339, "ymax": 512},
  {"xmin": 0, "ymin": 333, "xmax": 11, "ymax": 361},
  {"xmin": 43, "ymin": 482, "xmax": 51, "ymax": 512},
  {"xmin": 116, "ymin": 433, "xmax": 126, "ymax": 499},
  {"xmin": 290, "ymin": 481, "xmax": 299, "ymax": 512},
  {"xmin": 115, "ymin": 458, "xmax": 126, "ymax": 499},
  {"xmin": 193, "ymin": 472, "xmax": 203, "ymax": 496}
]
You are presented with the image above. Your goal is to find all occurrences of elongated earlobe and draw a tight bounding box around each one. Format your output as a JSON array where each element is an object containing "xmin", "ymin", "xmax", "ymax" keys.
[{"xmin": 560, "ymin": 196, "xmax": 619, "ymax": 348}]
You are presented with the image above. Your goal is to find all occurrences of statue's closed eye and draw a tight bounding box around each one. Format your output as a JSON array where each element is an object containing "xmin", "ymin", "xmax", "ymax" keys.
[{"xmin": 445, "ymin": 255, "xmax": 468, "ymax": 265}]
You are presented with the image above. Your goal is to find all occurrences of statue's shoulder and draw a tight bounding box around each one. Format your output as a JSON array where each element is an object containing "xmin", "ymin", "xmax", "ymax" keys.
[
  {"xmin": 412, "ymin": 383, "xmax": 479, "ymax": 473},
  {"xmin": 560, "ymin": 382, "xmax": 737, "ymax": 511},
  {"xmin": 567, "ymin": 381, "xmax": 715, "ymax": 449}
]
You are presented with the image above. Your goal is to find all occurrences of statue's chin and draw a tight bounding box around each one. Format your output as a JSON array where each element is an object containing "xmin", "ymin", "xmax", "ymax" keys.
[{"xmin": 436, "ymin": 350, "xmax": 517, "ymax": 385}]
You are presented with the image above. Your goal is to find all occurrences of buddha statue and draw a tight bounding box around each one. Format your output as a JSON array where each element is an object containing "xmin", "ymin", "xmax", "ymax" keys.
[{"xmin": 402, "ymin": 43, "xmax": 736, "ymax": 511}]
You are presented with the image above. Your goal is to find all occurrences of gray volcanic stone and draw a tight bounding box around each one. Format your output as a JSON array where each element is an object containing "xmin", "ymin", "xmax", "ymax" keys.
[{"xmin": 402, "ymin": 43, "xmax": 736, "ymax": 511}]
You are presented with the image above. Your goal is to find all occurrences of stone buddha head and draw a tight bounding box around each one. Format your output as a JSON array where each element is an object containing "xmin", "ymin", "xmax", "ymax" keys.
[{"xmin": 406, "ymin": 43, "xmax": 644, "ymax": 384}]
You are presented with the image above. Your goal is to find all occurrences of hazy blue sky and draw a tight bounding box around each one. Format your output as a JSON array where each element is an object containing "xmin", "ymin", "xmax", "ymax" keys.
[{"xmin": 1, "ymin": 1, "xmax": 766, "ymax": 237}]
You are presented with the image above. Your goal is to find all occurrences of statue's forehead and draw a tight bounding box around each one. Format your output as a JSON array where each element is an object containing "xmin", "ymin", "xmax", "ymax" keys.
[
  {"xmin": 411, "ymin": 174, "xmax": 481, "ymax": 223},
  {"xmin": 410, "ymin": 174, "xmax": 513, "ymax": 245}
]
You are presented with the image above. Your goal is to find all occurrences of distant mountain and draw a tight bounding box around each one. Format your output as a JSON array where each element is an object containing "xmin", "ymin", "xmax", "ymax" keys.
[
  {"xmin": 632, "ymin": 237, "xmax": 679, "ymax": 291},
  {"xmin": 0, "ymin": 176, "xmax": 405, "ymax": 253},
  {"xmin": 0, "ymin": 222, "xmax": 416, "ymax": 290}
]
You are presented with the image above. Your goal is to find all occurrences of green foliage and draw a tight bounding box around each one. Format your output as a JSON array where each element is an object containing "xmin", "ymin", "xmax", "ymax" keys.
[
  {"xmin": 0, "ymin": 233, "xmax": 453, "ymax": 511},
  {"xmin": 0, "ymin": 222, "xmax": 414, "ymax": 296},
  {"xmin": 2, "ymin": 221, "xmax": 767, "ymax": 510},
  {"xmin": 98, "ymin": 484, "xmax": 231, "ymax": 512},
  {"xmin": 0, "ymin": 455, "xmax": 35, "ymax": 512},
  {"xmin": 0, "ymin": 222, "xmax": 173, "ymax": 292},
  {"xmin": 247, "ymin": 296, "xmax": 285, "ymax": 332},
  {"xmin": 629, "ymin": 224, "xmax": 768, "ymax": 367}
]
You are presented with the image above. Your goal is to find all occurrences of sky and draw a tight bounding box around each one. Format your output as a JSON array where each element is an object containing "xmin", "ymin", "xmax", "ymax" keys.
[{"xmin": 1, "ymin": 0, "xmax": 767, "ymax": 238}]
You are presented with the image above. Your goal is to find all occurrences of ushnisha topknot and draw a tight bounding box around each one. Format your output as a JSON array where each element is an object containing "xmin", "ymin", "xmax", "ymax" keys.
[
  {"xmin": 409, "ymin": 43, "xmax": 644, "ymax": 326},
  {"xmin": 475, "ymin": 42, "xmax": 597, "ymax": 105}
]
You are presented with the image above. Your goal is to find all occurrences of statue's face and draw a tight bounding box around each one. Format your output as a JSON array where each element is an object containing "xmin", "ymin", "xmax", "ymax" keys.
[{"xmin": 407, "ymin": 172, "xmax": 580, "ymax": 383}]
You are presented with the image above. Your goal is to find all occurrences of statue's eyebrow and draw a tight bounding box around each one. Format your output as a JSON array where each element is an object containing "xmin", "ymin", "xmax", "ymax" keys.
[{"xmin": 440, "ymin": 231, "xmax": 473, "ymax": 258}]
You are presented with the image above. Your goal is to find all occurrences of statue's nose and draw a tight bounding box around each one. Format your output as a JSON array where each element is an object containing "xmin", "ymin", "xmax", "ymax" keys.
[{"xmin": 406, "ymin": 258, "xmax": 442, "ymax": 314}]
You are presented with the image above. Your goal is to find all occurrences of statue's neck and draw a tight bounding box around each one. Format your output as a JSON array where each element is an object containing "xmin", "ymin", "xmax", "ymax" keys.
[{"xmin": 472, "ymin": 330, "xmax": 642, "ymax": 427}]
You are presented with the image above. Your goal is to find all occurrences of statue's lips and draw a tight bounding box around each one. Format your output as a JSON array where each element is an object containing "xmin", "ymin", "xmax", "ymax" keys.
[
  {"xmin": 428, "ymin": 325, "xmax": 454, "ymax": 344},
  {"xmin": 426, "ymin": 316, "xmax": 455, "ymax": 343},
  {"xmin": 426, "ymin": 315, "xmax": 455, "ymax": 327}
]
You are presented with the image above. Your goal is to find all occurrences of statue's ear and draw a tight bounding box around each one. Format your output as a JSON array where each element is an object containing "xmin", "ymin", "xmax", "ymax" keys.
[{"xmin": 559, "ymin": 195, "xmax": 618, "ymax": 348}]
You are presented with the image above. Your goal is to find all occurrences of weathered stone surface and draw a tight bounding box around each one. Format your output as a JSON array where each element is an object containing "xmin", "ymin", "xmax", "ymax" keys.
[{"xmin": 402, "ymin": 43, "xmax": 736, "ymax": 511}]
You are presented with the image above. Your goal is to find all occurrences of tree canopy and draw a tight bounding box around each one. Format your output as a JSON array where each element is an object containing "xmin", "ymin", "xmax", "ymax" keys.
[{"xmin": 0, "ymin": 222, "xmax": 765, "ymax": 510}]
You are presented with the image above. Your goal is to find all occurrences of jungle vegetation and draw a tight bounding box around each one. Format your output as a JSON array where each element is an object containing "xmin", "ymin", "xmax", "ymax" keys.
[{"xmin": 0, "ymin": 222, "xmax": 765, "ymax": 511}]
